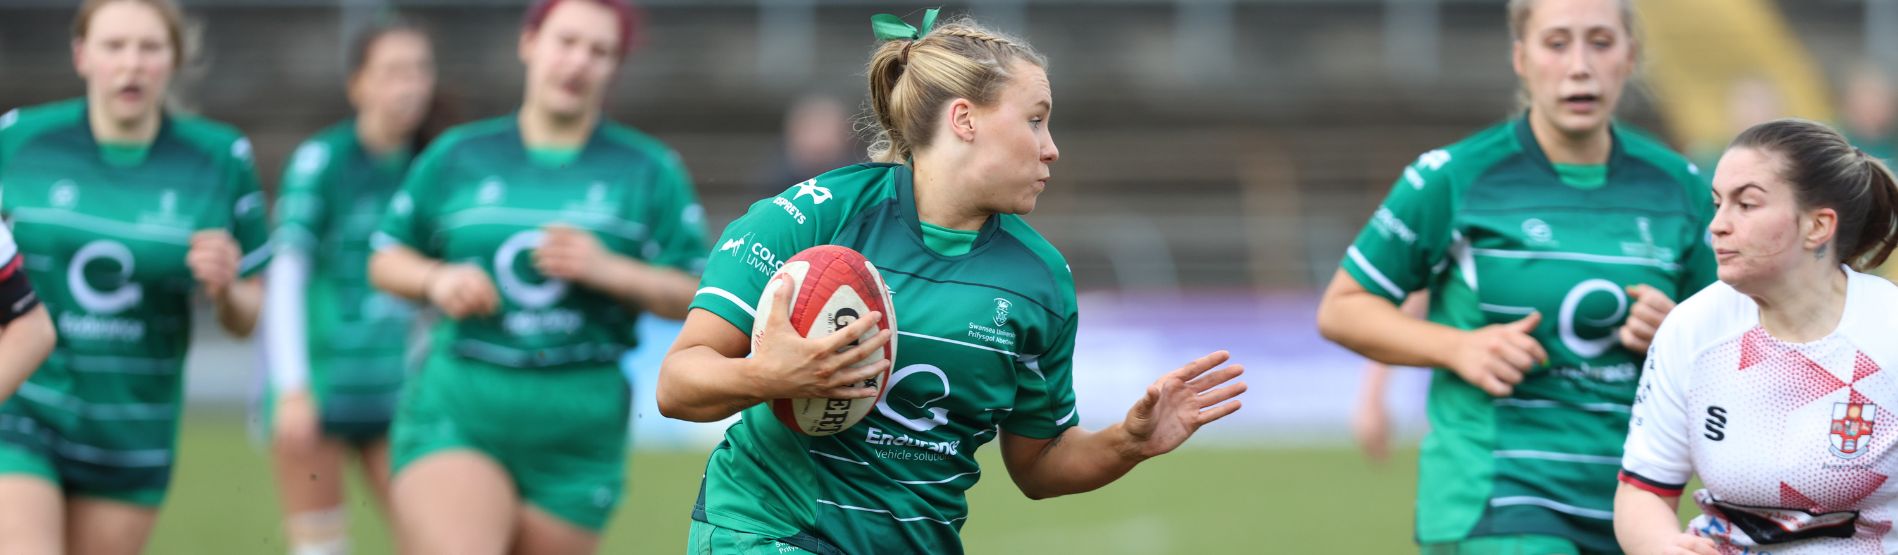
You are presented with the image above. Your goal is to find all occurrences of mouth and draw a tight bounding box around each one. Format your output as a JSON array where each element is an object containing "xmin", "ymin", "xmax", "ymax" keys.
[
  {"xmin": 116, "ymin": 84, "xmax": 146, "ymax": 102},
  {"xmin": 1560, "ymin": 93, "xmax": 1601, "ymax": 113},
  {"xmin": 1715, "ymin": 248, "xmax": 1740, "ymax": 261}
]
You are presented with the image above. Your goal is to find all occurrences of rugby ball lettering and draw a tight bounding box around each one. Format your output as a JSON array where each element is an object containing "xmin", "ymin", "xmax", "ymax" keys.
[{"xmin": 752, "ymin": 245, "xmax": 897, "ymax": 436}]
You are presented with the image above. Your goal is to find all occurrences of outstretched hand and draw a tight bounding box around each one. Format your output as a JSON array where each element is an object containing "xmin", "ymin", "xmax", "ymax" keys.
[{"xmin": 1121, "ymin": 350, "xmax": 1246, "ymax": 460}]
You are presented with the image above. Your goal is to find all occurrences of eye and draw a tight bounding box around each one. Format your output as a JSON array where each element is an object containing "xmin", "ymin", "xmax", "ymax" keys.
[{"xmin": 1029, "ymin": 116, "xmax": 1043, "ymax": 130}]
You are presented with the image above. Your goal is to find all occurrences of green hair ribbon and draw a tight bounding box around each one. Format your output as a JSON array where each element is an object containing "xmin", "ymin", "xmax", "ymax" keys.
[{"xmin": 870, "ymin": 8, "xmax": 939, "ymax": 42}]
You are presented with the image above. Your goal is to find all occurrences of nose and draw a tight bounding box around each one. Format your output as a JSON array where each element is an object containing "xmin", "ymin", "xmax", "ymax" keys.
[
  {"xmin": 1566, "ymin": 43, "xmax": 1592, "ymax": 80},
  {"xmin": 1041, "ymin": 134, "xmax": 1059, "ymax": 164},
  {"xmin": 1708, "ymin": 205, "xmax": 1733, "ymax": 237}
]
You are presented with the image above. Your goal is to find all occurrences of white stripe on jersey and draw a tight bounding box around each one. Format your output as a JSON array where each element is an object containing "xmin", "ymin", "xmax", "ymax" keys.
[
  {"xmin": 0, "ymin": 225, "xmax": 16, "ymax": 264},
  {"xmin": 808, "ymin": 449, "xmax": 868, "ymax": 466},
  {"xmin": 894, "ymin": 470, "xmax": 982, "ymax": 485},
  {"xmin": 1469, "ymin": 247, "xmax": 1681, "ymax": 271},
  {"xmin": 815, "ymin": 498, "xmax": 967, "ymax": 527},
  {"xmin": 693, "ymin": 287, "xmax": 757, "ymax": 318},
  {"xmin": 1493, "ymin": 450, "xmax": 1622, "ymax": 465},
  {"xmin": 1493, "ymin": 398, "xmax": 1631, "ymax": 413},
  {"xmin": 1490, "ymin": 496, "xmax": 1614, "ymax": 520},
  {"xmin": 10, "ymin": 208, "xmax": 191, "ymax": 245},
  {"xmin": 1346, "ymin": 246, "xmax": 1406, "ymax": 299}
]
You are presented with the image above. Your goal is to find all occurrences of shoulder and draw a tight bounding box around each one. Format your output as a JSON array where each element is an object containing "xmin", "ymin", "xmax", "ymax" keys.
[
  {"xmin": 597, "ymin": 121, "xmax": 683, "ymax": 167},
  {"xmin": 167, "ymin": 112, "xmax": 256, "ymax": 167},
  {"xmin": 431, "ymin": 116, "xmax": 514, "ymax": 154},
  {"xmin": 1654, "ymin": 279, "xmax": 1753, "ymax": 358},
  {"xmin": 1847, "ymin": 270, "xmax": 1898, "ymax": 363},
  {"xmin": 0, "ymin": 99, "xmax": 88, "ymax": 153},
  {"xmin": 285, "ymin": 122, "xmax": 358, "ymax": 174},
  {"xmin": 997, "ymin": 216, "xmax": 1077, "ymax": 313},
  {"xmin": 768, "ymin": 163, "xmax": 898, "ymax": 213},
  {"xmin": 1614, "ymin": 123, "xmax": 1707, "ymax": 189},
  {"xmin": 1399, "ymin": 120, "xmax": 1523, "ymax": 190}
]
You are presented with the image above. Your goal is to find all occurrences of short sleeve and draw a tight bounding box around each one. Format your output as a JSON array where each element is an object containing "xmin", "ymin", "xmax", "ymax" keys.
[
  {"xmin": 1619, "ymin": 320, "xmax": 1696, "ymax": 497},
  {"xmin": 374, "ymin": 141, "xmax": 446, "ymax": 256},
  {"xmin": 637, "ymin": 150, "xmax": 709, "ymax": 274},
  {"xmin": 273, "ymin": 140, "xmax": 333, "ymax": 256},
  {"xmin": 228, "ymin": 137, "xmax": 272, "ymax": 278},
  {"xmin": 688, "ymin": 194, "xmax": 813, "ymax": 335},
  {"xmin": 1340, "ymin": 150, "xmax": 1457, "ymax": 304},
  {"xmin": 1001, "ymin": 311, "xmax": 1079, "ymax": 439}
]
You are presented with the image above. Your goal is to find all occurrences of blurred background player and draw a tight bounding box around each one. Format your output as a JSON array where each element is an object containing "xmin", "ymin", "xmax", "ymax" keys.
[
  {"xmin": 1841, "ymin": 62, "xmax": 1897, "ymax": 163},
  {"xmin": 0, "ymin": 224, "xmax": 55, "ymax": 402},
  {"xmin": 0, "ymin": 0, "xmax": 271, "ymax": 553},
  {"xmin": 262, "ymin": 16, "xmax": 443, "ymax": 555},
  {"xmin": 1315, "ymin": 0, "xmax": 1718, "ymax": 552},
  {"xmin": 366, "ymin": 0, "xmax": 707, "ymax": 552},
  {"xmin": 657, "ymin": 10, "xmax": 1247, "ymax": 553},
  {"xmin": 759, "ymin": 93, "xmax": 859, "ymax": 196},
  {"xmin": 1616, "ymin": 118, "xmax": 1898, "ymax": 555}
]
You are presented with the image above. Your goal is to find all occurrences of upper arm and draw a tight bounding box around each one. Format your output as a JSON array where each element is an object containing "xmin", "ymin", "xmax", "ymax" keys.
[
  {"xmin": 637, "ymin": 150, "xmax": 710, "ymax": 274},
  {"xmin": 998, "ymin": 429, "xmax": 1064, "ymax": 494},
  {"xmin": 375, "ymin": 143, "xmax": 446, "ymax": 257},
  {"xmin": 273, "ymin": 140, "xmax": 333, "ymax": 257},
  {"xmin": 227, "ymin": 137, "xmax": 271, "ymax": 278},
  {"xmin": 1000, "ymin": 310, "xmax": 1079, "ymax": 439},
  {"xmin": 666, "ymin": 307, "xmax": 752, "ymax": 359},
  {"xmin": 687, "ymin": 191, "xmax": 825, "ymax": 337},
  {"xmin": 1338, "ymin": 151, "xmax": 1459, "ymax": 305},
  {"xmin": 1619, "ymin": 317, "xmax": 1697, "ymax": 496}
]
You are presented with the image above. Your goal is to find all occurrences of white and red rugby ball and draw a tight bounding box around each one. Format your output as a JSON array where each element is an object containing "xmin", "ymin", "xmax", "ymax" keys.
[{"xmin": 752, "ymin": 245, "xmax": 897, "ymax": 436}]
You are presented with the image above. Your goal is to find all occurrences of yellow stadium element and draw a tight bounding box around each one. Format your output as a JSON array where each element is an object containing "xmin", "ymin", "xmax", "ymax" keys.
[{"xmin": 1635, "ymin": 0, "xmax": 1832, "ymax": 158}]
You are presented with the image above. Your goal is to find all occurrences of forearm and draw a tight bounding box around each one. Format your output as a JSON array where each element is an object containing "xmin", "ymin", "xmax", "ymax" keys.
[
  {"xmin": 0, "ymin": 306, "xmax": 55, "ymax": 402},
  {"xmin": 1011, "ymin": 426, "xmax": 1145, "ymax": 500},
  {"xmin": 1614, "ymin": 482, "xmax": 1687, "ymax": 555},
  {"xmin": 264, "ymin": 251, "xmax": 311, "ymax": 394},
  {"xmin": 214, "ymin": 278, "xmax": 264, "ymax": 337},
  {"xmin": 369, "ymin": 246, "xmax": 440, "ymax": 302},
  {"xmin": 656, "ymin": 344, "xmax": 765, "ymax": 422},
  {"xmin": 1318, "ymin": 290, "xmax": 1462, "ymax": 369},
  {"xmin": 588, "ymin": 254, "xmax": 698, "ymax": 320}
]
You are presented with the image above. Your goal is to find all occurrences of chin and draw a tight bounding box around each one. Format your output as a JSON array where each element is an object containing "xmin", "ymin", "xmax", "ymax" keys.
[{"xmin": 1715, "ymin": 264, "xmax": 1761, "ymax": 292}]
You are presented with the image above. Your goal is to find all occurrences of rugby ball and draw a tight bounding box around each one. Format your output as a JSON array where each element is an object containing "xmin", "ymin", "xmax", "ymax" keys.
[{"xmin": 752, "ymin": 245, "xmax": 897, "ymax": 436}]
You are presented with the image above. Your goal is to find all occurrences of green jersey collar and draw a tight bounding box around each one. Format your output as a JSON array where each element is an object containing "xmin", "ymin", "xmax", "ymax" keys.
[
  {"xmin": 1513, "ymin": 112, "xmax": 1630, "ymax": 187},
  {"xmin": 891, "ymin": 163, "xmax": 1004, "ymax": 259}
]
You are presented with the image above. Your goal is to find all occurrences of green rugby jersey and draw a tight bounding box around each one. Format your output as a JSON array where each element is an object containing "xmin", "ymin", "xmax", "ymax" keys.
[
  {"xmin": 1340, "ymin": 116, "xmax": 1717, "ymax": 550},
  {"xmin": 0, "ymin": 99, "xmax": 269, "ymax": 487},
  {"xmin": 375, "ymin": 116, "xmax": 707, "ymax": 369},
  {"xmin": 274, "ymin": 120, "xmax": 418, "ymax": 415},
  {"xmin": 689, "ymin": 163, "xmax": 1080, "ymax": 554}
]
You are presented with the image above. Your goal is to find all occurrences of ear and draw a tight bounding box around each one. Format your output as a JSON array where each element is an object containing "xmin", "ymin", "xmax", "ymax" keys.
[
  {"xmin": 518, "ymin": 29, "xmax": 535, "ymax": 66},
  {"xmin": 71, "ymin": 38, "xmax": 88, "ymax": 77},
  {"xmin": 1511, "ymin": 40, "xmax": 1526, "ymax": 80},
  {"xmin": 946, "ymin": 98, "xmax": 976, "ymax": 143},
  {"xmin": 1806, "ymin": 206, "xmax": 1840, "ymax": 252}
]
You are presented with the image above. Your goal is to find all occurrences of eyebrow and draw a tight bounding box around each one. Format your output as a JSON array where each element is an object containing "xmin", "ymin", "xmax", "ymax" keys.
[
  {"xmin": 1034, "ymin": 99, "xmax": 1051, "ymax": 111},
  {"xmin": 1717, "ymin": 182, "xmax": 1766, "ymax": 199}
]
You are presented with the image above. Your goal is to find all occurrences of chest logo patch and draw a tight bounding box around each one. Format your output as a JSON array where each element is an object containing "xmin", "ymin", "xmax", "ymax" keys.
[
  {"xmin": 1832, "ymin": 402, "xmax": 1879, "ymax": 460},
  {"xmin": 993, "ymin": 298, "xmax": 1011, "ymax": 327}
]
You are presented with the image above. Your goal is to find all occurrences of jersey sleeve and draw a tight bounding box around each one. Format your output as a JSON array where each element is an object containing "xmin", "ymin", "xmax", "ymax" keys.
[
  {"xmin": 374, "ymin": 141, "xmax": 446, "ymax": 257},
  {"xmin": 1620, "ymin": 319, "xmax": 1696, "ymax": 497},
  {"xmin": 228, "ymin": 137, "xmax": 272, "ymax": 278},
  {"xmin": 1677, "ymin": 176, "xmax": 1720, "ymax": 294},
  {"xmin": 688, "ymin": 176, "xmax": 855, "ymax": 335},
  {"xmin": 636, "ymin": 150, "xmax": 709, "ymax": 274},
  {"xmin": 0, "ymin": 226, "xmax": 38, "ymax": 325},
  {"xmin": 273, "ymin": 139, "xmax": 333, "ymax": 258},
  {"xmin": 1002, "ymin": 310, "xmax": 1080, "ymax": 439},
  {"xmin": 1340, "ymin": 151, "xmax": 1458, "ymax": 304}
]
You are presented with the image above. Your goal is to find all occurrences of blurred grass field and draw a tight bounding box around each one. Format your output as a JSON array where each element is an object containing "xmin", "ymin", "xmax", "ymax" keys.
[{"xmin": 148, "ymin": 409, "xmax": 1422, "ymax": 554}]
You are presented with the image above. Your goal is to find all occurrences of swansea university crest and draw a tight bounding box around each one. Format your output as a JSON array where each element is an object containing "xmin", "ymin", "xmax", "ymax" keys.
[{"xmin": 1831, "ymin": 402, "xmax": 1879, "ymax": 459}]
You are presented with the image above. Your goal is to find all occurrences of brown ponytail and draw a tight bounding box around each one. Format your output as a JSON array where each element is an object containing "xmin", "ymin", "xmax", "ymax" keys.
[{"xmin": 1852, "ymin": 150, "xmax": 1898, "ymax": 269}]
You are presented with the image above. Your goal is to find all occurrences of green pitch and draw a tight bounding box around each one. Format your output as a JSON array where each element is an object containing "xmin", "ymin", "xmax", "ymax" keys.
[{"xmin": 150, "ymin": 410, "xmax": 1423, "ymax": 553}]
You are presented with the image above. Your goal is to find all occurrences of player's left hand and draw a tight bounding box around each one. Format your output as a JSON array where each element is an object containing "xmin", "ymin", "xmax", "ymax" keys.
[
  {"xmin": 535, "ymin": 224, "xmax": 612, "ymax": 286},
  {"xmin": 1121, "ymin": 350, "xmax": 1246, "ymax": 460},
  {"xmin": 1618, "ymin": 284, "xmax": 1677, "ymax": 354},
  {"xmin": 187, "ymin": 229, "xmax": 242, "ymax": 301}
]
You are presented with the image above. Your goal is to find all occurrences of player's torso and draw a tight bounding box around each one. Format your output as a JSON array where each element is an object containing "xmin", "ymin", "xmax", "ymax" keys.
[
  {"xmin": 1442, "ymin": 149, "xmax": 1703, "ymax": 401},
  {"xmin": 423, "ymin": 137, "xmax": 656, "ymax": 367},
  {"xmin": 1686, "ymin": 324, "xmax": 1898, "ymax": 551},
  {"xmin": 3, "ymin": 130, "xmax": 237, "ymax": 366},
  {"xmin": 307, "ymin": 139, "xmax": 415, "ymax": 363}
]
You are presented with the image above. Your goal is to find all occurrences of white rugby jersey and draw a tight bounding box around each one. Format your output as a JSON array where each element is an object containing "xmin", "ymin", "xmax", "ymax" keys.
[{"xmin": 1622, "ymin": 268, "xmax": 1898, "ymax": 554}]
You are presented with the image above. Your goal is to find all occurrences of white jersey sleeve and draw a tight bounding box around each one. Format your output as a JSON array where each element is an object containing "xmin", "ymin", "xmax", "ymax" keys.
[{"xmin": 1620, "ymin": 301, "xmax": 1700, "ymax": 497}]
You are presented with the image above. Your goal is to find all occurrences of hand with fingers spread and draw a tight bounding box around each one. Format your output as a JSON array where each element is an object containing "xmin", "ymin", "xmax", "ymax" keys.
[
  {"xmin": 425, "ymin": 263, "xmax": 500, "ymax": 320},
  {"xmin": 1618, "ymin": 284, "xmax": 1677, "ymax": 354},
  {"xmin": 1120, "ymin": 350, "xmax": 1247, "ymax": 460},
  {"xmin": 1448, "ymin": 311, "xmax": 1547, "ymax": 397},
  {"xmin": 745, "ymin": 277, "xmax": 894, "ymax": 401},
  {"xmin": 187, "ymin": 229, "xmax": 242, "ymax": 300}
]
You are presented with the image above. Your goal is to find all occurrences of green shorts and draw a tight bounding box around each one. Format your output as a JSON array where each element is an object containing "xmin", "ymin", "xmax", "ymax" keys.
[
  {"xmin": 389, "ymin": 355, "xmax": 629, "ymax": 531},
  {"xmin": 0, "ymin": 396, "xmax": 173, "ymax": 507},
  {"xmin": 259, "ymin": 365, "xmax": 403, "ymax": 446},
  {"xmin": 1421, "ymin": 534, "xmax": 1606, "ymax": 555},
  {"xmin": 688, "ymin": 519, "xmax": 842, "ymax": 555}
]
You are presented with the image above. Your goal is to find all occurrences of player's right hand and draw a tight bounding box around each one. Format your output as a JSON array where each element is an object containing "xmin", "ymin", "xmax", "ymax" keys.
[
  {"xmin": 1351, "ymin": 364, "xmax": 1394, "ymax": 462},
  {"xmin": 744, "ymin": 277, "xmax": 893, "ymax": 401},
  {"xmin": 425, "ymin": 264, "xmax": 499, "ymax": 319},
  {"xmin": 1662, "ymin": 532, "xmax": 1720, "ymax": 555},
  {"xmin": 273, "ymin": 390, "xmax": 320, "ymax": 456},
  {"xmin": 1448, "ymin": 311, "xmax": 1547, "ymax": 397}
]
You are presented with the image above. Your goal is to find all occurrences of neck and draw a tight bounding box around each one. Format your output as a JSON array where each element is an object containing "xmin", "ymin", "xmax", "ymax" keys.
[
  {"xmin": 89, "ymin": 104, "xmax": 160, "ymax": 145},
  {"xmin": 1749, "ymin": 262, "xmax": 1850, "ymax": 343},
  {"xmin": 910, "ymin": 153, "xmax": 989, "ymax": 231},
  {"xmin": 1529, "ymin": 112, "xmax": 1612, "ymax": 165},
  {"xmin": 355, "ymin": 116, "xmax": 409, "ymax": 156},
  {"xmin": 518, "ymin": 103, "xmax": 595, "ymax": 149}
]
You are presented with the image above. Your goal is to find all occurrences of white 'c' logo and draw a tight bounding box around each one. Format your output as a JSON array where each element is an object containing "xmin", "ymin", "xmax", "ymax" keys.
[
  {"xmin": 1559, "ymin": 279, "xmax": 1629, "ymax": 359},
  {"xmin": 69, "ymin": 240, "xmax": 142, "ymax": 314},
  {"xmin": 493, "ymin": 230, "xmax": 568, "ymax": 309},
  {"xmin": 877, "ymin": 364, "xmax": 952, "ymax": 432}
]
